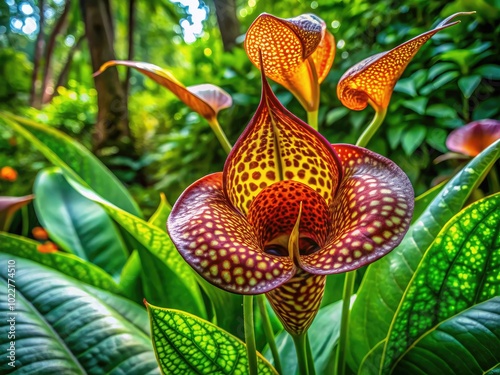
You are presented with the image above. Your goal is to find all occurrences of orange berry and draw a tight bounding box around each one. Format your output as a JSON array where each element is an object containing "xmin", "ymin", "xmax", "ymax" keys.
[
  {"xmin": 0, "ymin": 166, "xmax": 17, "ymax": 182},
  {"xmin": 32, "ymin": 226, "xmax": 49, "ymax": 240}
]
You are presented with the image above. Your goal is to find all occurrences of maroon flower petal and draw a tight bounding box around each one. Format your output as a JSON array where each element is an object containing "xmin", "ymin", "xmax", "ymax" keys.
[
  {"xmin": 300, "ymin": 144, "xmax": 414, "ymax": 274},
  {"xmin": 168, "ymin": 172, "xmax": 295, "ymax": 294},
  {"xmin": 446, "ymin": 119, "xmax": 500, "ymax": 157},
  {"xmin": 223, "ymin": 71, "xmax": 342, "ymax": 215},
  {"xmin": 266, "ymin": 269, "xmax": 326, "ymax": 336}
]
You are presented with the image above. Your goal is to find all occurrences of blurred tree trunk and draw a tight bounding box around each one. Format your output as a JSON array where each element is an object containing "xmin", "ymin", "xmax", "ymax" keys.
[
  {"xmin": 30, "ymin": 0, "xmax": 45, "ymax": 108},
  {"xmin": 212, "ymin": 0, "xmax": 240, "ymax": 51},
  {"xmin": 41, "ymin": 0, "xmax": 72, "ymax": 104},
  {"xmin": 123, "ymin": 0, "xmax": 136, "ymax": 99},
  {"xmin": 79, "ymin": 0, "xmax": 135, "ymax": 157}
]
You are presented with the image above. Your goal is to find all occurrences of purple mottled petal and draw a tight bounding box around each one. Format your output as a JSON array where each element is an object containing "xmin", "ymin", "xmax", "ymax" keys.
[
  {"xmin": 301, "ymin": 144, "xmax": 414, "ymax": 274},
  {"xmin": 168, "ymin": 172, "xmax": 295, "ymax": 294}
]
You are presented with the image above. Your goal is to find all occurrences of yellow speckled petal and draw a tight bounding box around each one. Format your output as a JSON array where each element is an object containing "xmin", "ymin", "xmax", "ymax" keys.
[
  {"xmin": 266, "ymin": 269, "xmax": 326, "ymax": 335},
  {"xmin": 168, "ymin": 172, "xmax": 295, "ymax": 294},
  {"xmin": 311, "ymin": 29, "xmax": 335, "ymax": 84},
  {"xmin": 96, "ymin": 61, "xmax": 232, "ymax": 122},
  {"xmin": 223, "ymin": 72, "xmax": 342, "ymax": 214},
  {"xmin": 245, "ymin": 13, "xmax": 327, "ymax": 111},
  {"xmin": 301, "ymin": 144, "xmax": 414, "ymax": 274},
  {"xmin": 337, "ymin": 13, "xmax": 471, "ymax": 111}
]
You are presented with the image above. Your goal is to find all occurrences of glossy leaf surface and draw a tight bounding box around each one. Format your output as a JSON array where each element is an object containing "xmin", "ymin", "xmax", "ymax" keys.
[
  {"xmin": 64, "ymin": 174, "xmax": 206, "ymax": 317},
  {"xmin": 34, "ymin": 168, "xmax": 128, "ymax": 278},
  {"xmin": 0, "ymin": 254, "xmax": 159, "ymax": 374},
  {"xmin": 146, "ymin": 302, "xmax": 278, "ymax": 374},
  {"xmin": 97, "ymin": 61, "xmax": 232, "ymax": 122},
  {"xmin": 337, "ymin": 12, "xmax": 470, "ymax": 111},
  {"xmin": 0, "ymin": 232, "xmax": 120, "ymax": 293},
  {"xmin": 245, "ymin": 13, "xmax": 334, "ymax": 111},
  {"xmin": 381, "ymin": 193, "xmax": 500, "ymax": 373},
  {"xmin": 394, "ymin": 298, "xmax": 500, "ymax": 374},
  {"xmin": 0, "ymin": 112, "xmax": 142, "ymax": 217},
  {"xmin": 348, "ymin": 139, "xmax": 500, "ymax": 371},
  {"xmin": 0, "ymin": 194, "xmax": 33, "ymax": 231}
]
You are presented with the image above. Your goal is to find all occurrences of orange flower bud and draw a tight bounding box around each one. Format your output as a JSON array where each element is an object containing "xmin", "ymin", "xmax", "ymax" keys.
[
  {"xmin": 37, "ymin": 241, "xmax": 58, "ymax": 254},
  {"xmin": 0, "ymin": 166, "xmax": 18, "ymax": 182},
  {"xmin": 32, "ymin": 226, "xmax": 49, "ymax": 241}
]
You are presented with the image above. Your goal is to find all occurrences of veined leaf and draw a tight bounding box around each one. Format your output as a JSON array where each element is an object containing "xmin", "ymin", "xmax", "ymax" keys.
[
  {"xmin": 0, "ymin": 232, "xmax": 120, "ymax": 294},
  {"xmin": 381, "ymin": 193, "xmax": 500, "ymax": 373},
  {"xmin": 34, "ymin": 168, "xmax": 128, "ymax": 278},
  {"xmin": 0, "ymin": 112, "xmax": 142, "ymax": 217},
  {"xmin": 148, "ymin": 192, "xmax": 171, "ymax": 230},
  {"xmin": 0, "ymin": 254, "xmax": 159, "ymax": 374},
  {"xmin": 348, "ymin": 139, "xmax": 500, "ymax": 371},
  {"xmin": 63, "ymin": 174, "xmax": 206, "ymax": 317},
  {"xmin": 393, "ymin": 297, "xmax": 500, "ymax": 374},
  {"xmin": 412, "ymin": 180, "xmax": 447, "ymax": 224},
  {"xmin": 146, "ymin": 302, "xmax": 278, "ymax": 374}
]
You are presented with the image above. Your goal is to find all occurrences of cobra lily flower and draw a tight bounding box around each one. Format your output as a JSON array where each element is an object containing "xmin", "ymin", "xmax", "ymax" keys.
[
  {"xmin": 0, "ymin": 195, "xmax": 33, "ymax": 231},
  {"xmin": 245, "ymin": 13, "xmax": 335, "ymax": 117},
  {"xmin": 168, "ymin": 69, "xmax": 414, "ymax": 336},
  {"xmin": 96, "ymin": 61, "xmax": 233, "ymax": 153},
  {"xmin": 447, "ymin": 119, "xmax": 500, "ymax": 157},
  {"xmin": 337, "ymin": 12, "xmax": 473, "ymax": 113}
]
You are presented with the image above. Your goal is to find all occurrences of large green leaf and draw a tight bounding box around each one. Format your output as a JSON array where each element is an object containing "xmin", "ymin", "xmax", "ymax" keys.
[
  {"xmin": 264, "ymin": 299, "xmax": 344, "ymax": 375},
  {"xmin": 348, "ymin": 139, "xmax": 500, "ymax": 371},
  {"xmin": 0, "ymin": 254, "xmax": 159, "ymax": 374},
  {"xmin": 0, "ymin": 112, "xmax": 142, "ymax": 217},
  {"xmin": 394, "ymin": 297, "xmax": 500, "ymax": 374},
  {"xmin": 63, "ymin": 174, "xmax": 206, "ymax": 317},
  {"xmin": 146, "ymin": 302, "xmax": 278, "ymax": 374},
  {"xmin": 34, "ymin": 168, "xmax": 128, "ymax": 278},
  {"xmin": 0, "ymin": 232, "xmax": 120, "ymax": 294},
  {"xmin": 379, "ymin": 193, "xmax": 500, "ymax": 373}
]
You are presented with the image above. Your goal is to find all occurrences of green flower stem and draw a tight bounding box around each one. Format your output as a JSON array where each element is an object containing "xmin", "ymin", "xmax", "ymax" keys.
[
  {"xmin": 335, "ymin": 270, "xmax": 356, "ymax": 375},
  {"xmin": 244, "ymin": 295, "xmax": 258, "ymax": 375},
  {"xmin": 208, "ymin": 118, "xmax": 232, "ymax": 155},
  {"xmin": 305, "ymin": 333, "xmax": 316, "ymax": 375},
  {"xmin": 292, "ymin": 333, "xmax": 310, "ymax": 375},
  {"xmin": 307, "ymin": 110, "xmax": 319, "ymax": 131},
  {"xmin": 257, "ymin": 295, "xmax": 282, "ymax": 374},
  {"xmin": 355, "ymin": 105, "xmax": 387, "ymax": 148},
  {"xmin": 21, "ymin": 205, "xmax": 29, "ymax": 237}
]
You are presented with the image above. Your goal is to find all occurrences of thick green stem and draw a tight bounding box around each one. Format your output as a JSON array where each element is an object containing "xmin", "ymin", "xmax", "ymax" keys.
[
  {"xmin": 355, "ymin": 105, "xmax": 387, "ymax": 148},
  {"xmin": 257, "ymin": 295, "xmax": 282, "ymax": 374},
  {"xmin": 335, "ymin": 270, "xmax": 356, "ymax": 375},
  {"xmin": 307, "ymin": 110, "xmax": 319, "ymax": 131},
  {"xmin": 293, "ymin": 333, "xmax": 309, "ymax": 375},
  {"xmin": 305, "ymin": 333, "xmax": 316, "ymax": 375},
  {"xmin": 244, "ymin": 295, "xmax": 258, "ymax": 375},
  {"xmin": 21, "ymin": 205, "xmax": 29, "ymax": 237},
  {"xmin": 208, "ymin": 118, "xmax": 232, "ymax": 154}
]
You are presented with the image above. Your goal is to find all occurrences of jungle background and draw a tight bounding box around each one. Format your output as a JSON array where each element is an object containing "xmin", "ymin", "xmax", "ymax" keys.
[{"xmin": 1, "ymin": 0, "xmax": 499, "ymax": 220}]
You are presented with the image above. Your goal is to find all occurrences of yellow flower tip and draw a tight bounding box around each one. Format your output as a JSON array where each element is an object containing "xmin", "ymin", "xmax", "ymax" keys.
[{"xmin": 337, "ymin": 12, "xmax": 474, "ymax": 112}]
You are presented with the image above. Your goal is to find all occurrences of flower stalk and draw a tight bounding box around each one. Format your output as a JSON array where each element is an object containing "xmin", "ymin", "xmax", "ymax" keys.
[
  {"xmin": 244, "ymin": 295, "xmax": 258, "ymax": 375},
  {"xmin": 355, "ymin": 104, "xmax": 387, "ymax": 148},
  {"xmin": 335, "ymin": 271, "xmax": 356, "ymax": 375},
  {"xmin": 257, "ymin": 295, "xmax": 282, "ymax": 374}
]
